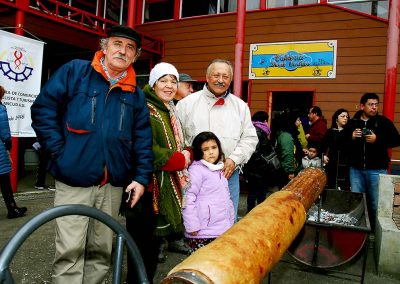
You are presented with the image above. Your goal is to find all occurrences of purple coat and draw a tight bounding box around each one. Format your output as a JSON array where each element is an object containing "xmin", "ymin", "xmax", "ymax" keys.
[{"xmin": 183, "ymin": 160, "xmax": 234, "ymax": 239}]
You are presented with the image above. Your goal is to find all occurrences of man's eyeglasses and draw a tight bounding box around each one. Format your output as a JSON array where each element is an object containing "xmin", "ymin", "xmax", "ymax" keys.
[{"xmin": 366, "ymin": 103, "xmax": 379, "ymax": 107}]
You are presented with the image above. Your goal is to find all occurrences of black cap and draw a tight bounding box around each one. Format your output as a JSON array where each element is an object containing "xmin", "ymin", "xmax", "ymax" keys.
[
  {"xmin": 107, "ymin": 25, "xmax": 142, "ymax": 48},
  {"xmin": 179, "ymin": 73, "xmax": 196, "ymax": 82}
]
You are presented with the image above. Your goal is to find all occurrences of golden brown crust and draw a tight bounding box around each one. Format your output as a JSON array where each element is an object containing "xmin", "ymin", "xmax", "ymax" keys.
[
  {"xmin": 166, "ymin": 191, "xmax": 306, "ymax": 283},
  {"xmin": 283, "ymin": 167, "xmax": 327, "ymax": 210},
  {"xmin": 162, "ymin": 167, "xmax": 326, "ymax": 284}
]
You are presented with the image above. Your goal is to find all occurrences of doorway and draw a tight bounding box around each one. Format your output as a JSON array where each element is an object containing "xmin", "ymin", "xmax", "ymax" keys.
[{"xmin": 269, "ymin": 91, "xmax": 314, "ymax": 120}]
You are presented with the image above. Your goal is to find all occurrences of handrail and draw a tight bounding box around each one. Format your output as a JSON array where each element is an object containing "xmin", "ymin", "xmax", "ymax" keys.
[
  {"xmin": 0, "ymin": 204, "xmax": 149, "ymax": 284},
  {"xmin": 30, "ymin": 0, "xmax": 114, "ymax": 34},
  {"xmin": 30, "ymin": 0, "xmax": 163, "ymax": 55},
  {"xmin": 0, "ymin": 0, "xmax": 163, "ymax": 56}
]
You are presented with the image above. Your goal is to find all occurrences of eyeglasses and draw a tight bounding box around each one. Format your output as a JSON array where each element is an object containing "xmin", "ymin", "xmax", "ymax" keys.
[{"xmin": 366, "ymin": 103, "xmax": 379, "ymax": 107}]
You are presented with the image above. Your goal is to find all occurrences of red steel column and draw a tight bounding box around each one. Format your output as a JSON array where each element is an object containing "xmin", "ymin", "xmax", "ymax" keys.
[
  {"xmin": 174, "ymin": 0, "xmax": 180, "ymax": 20},
  {"xmin": 136, "ymin": 0, "xmax": 144, "ymax": 25},
  {"xmin": 233, "ymin": 0, "xmax": 246, "ymax": 99},
  {"xmin": 260, "ymin": 0, "xmax": 266, "ymax": 10},
  {"xmin": 383, "ymin": 0, "xmax": 400, "ymax": 121},
  {"xmin": 11, "ymin": 0, "xmax": 28, "ymax": 192},
  {"xmin": 127, "ymin": 0, "xmax": 137, "ymax": 28}
]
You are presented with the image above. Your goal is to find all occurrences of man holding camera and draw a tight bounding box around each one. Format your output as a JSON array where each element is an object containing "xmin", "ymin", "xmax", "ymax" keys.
[{"xmin": 347, "ymin": 92, "xmax": 400, "ymax": 230}]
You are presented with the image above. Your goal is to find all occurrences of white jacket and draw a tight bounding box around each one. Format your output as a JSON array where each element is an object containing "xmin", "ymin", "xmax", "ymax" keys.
[{"xmin": 176, "ymin": 85, "xmax": 258, "ymax": 166}]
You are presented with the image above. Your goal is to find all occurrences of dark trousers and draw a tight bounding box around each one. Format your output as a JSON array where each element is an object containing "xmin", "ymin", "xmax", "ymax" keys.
[
  {"xmin": 0, "ymin": 173, "xmax": 16, "ymax": 210},
  {"xmin": 246, "ymin": 180, "xmax": 269, "ymax": 212},
  {"xmin": 35, "ymin": 149, "xmax": 49, "ymax": 187},
  {"xmin": 125, "ymin": 192, "xmax": 159, "ymax": 284}
]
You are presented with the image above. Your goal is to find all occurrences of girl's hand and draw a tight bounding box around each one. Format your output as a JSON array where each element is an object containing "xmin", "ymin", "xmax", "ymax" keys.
[{"xmin": 188, "ymin": 231, "xmax": 199, "ymax": 236}]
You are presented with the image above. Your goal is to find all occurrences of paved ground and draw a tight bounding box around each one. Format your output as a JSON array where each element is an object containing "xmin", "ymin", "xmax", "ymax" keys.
[{"xmin": 0, "ymin": 168, "xmax": 399, "ymax": 283}]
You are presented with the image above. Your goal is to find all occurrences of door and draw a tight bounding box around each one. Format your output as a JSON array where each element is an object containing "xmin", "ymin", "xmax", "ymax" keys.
[{"xmin": 269, "ymin": 91, "xmax": 314, "ymax": 120}]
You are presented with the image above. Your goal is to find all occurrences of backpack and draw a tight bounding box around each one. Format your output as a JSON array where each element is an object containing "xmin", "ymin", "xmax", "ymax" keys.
[
  {"xmin": 260, "ymin": 145, "xmax": 281, "ymax": 172},
  {"xmin": 243, "ymin": 129, "xmax": 281, "ymax": 181}
]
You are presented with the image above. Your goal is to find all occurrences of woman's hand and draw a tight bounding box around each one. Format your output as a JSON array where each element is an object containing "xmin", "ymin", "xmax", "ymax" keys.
[{"xmin": 182, "ymin": 149, "xmax": 191, "ymax": 169}]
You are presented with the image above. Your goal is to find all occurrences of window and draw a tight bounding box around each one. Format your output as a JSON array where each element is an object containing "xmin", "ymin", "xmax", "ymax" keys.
[
  {"xmin": 144, "ymin": 0, "xmax": 174, "ymax": 23},
  {"xmin": 181, "ymin": 0, "xmax": 238, "ymax": 18},
  {"xmin": 329, "ymin": 0, "xmax": 389, "ymax": 19},
  {"xmin": 267, "ymin": 0, "xmax": 317, "ymax": 8},
  {"xmin": 246, "ymin": 0, "xmax": 260, "ymax": 11},
  {"xmin": 134, "ymin": 59, "xmax": 151, "ymax": 88},
  {"xmin": 106, "ymin": 0, "xmax": 127, "ymax": 24},
  {"xmin": 181, "ymin": 0, "xmax": 217, "ymax": 17}
]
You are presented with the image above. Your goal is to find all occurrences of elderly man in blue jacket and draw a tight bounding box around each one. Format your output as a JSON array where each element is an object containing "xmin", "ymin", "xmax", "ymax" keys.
[{"xmin": 31, "ymin": 25, "xmax": 153, "ymax": 283}]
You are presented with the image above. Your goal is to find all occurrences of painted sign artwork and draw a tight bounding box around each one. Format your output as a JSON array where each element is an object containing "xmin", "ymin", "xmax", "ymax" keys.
[{"xmin": 249, "ymin": 40, "xmax": 337, "ymax": 79}]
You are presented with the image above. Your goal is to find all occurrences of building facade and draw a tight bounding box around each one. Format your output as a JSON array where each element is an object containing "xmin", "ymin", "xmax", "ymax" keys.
[{"xmin": 1, "ymin": 0, "xmax": 399, "ymax": 168}]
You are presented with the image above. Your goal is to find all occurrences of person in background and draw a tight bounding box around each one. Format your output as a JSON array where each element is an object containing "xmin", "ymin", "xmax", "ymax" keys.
[
  {"xmin": 177, "ymin": 59, "xmax": 258, "ymax": 221},
  {"xmin": 272, "ymin": 113, "xmax": 303, "ymax": 187},
  {"xmin": 302, "ymin": 142, "xmax": 322, "ymax": 169},
  {"xmin": 346, "ymin": 93, "xmax": 400, "ymax": 230},
  {"xmin": 306, "ymin": 106, "xmax": 327, "ymax": 147},
  {"xmin": 321, "ymin": 108, "xmax": 351, "ymax": 190},
  {"xmin": 0, "ymin": 85, "xmax": 27, "ymax": 219},
  {"xmin": 173, "ymin": 73, "xmax": 196, "ymax": 104},
  {"xmin": 295, "ymin": 116, "xmax": 308, "ymax": 153},
  {"xmin": 125, "ymin": 62, "xmax": 192, "ymax": 282},
  {"xmin": 32, "ymin": 141, "xmax": 55, "ymax": 191},
  {"xmin": 300, "ymin": 115, "xmax": 311, "ymax": 134},
  {"xmin": 183, "ymin": 131, "xmax": 234, "ymax": 253},
  {"xmin": 242, "ymin": 111, "xmax": 274, "ymax": 212},
  {"xmin": 31, "ymin": 25, "xmax": 153, "ymax": 284}
]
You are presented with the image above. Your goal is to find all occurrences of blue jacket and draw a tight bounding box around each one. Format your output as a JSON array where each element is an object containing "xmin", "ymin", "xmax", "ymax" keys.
[
  {"xmin": 31, "ymin": 55, "xmax": 153, "ymax": 187},
  {"xmin": 0, "ymin": 103, "xmax": 11, "ymax": 175}
]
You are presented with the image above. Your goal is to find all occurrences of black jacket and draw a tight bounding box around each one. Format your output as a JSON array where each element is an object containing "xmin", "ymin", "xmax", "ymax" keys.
[
  {"xmin": 347, "ymin": 111, "xmax": 400, "ymax": 170},
  {"xmin": 243, "ymin": 127, "xmax": 274, "ymax": 186}
]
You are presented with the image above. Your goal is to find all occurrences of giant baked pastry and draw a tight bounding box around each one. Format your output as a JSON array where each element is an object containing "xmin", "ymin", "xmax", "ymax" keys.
[{"xmin": 161, "ymin": 168, "xmax": 326, "ymax": 284}]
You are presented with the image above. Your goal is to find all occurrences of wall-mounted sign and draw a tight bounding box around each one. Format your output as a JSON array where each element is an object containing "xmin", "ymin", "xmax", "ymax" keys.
[{"xmin": 249, "ymin": 40, "xmax": 337, "ymax": 79}]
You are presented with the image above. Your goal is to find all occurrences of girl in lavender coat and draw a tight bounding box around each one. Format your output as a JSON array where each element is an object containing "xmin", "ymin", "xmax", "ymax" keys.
[{"xmin": 183, "ymin": 131, "xmax": 234, "ymax": 253}]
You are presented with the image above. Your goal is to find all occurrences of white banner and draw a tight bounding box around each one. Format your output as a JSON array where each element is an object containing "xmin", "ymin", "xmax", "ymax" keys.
[{"xmin": 0, "ymin": 29, "xmax": 44, "ymax": 137}]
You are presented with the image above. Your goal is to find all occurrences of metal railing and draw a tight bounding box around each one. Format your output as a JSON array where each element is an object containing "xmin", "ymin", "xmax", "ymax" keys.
[
  {"xmin": 0, "ymin": 204, "xmax": 149, "ymax": 284},
  {"xmin": 0, "ymin": 0, "xmax": 163, "ymax": 56}
]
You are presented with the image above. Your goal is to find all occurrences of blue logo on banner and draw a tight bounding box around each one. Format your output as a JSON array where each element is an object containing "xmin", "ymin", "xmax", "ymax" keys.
[{"xmin": 0, "ymin": 47, "xmax": 33, "ymax": 82}]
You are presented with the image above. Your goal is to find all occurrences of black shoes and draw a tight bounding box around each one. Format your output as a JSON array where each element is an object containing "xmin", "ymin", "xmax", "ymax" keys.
[
  {"xmin": 158, "ymin": 238, "xmax": 168, "ymax": 263},
  {"xmin": 168, "ymin": 239, "xmax": 191, "ymax": 255},
  {"xmin": 157, "ymin": 237, "xmax": 191, "ymax": 262},
  {"xmin": 7, "ymin": 206, "xmax": 27, "ymax": 219}
]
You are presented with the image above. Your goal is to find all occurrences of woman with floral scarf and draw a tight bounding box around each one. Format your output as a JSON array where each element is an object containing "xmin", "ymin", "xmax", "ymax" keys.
[{"xmin": 125, "ymin": 63, "xmax": 191, "ymax": 284}]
